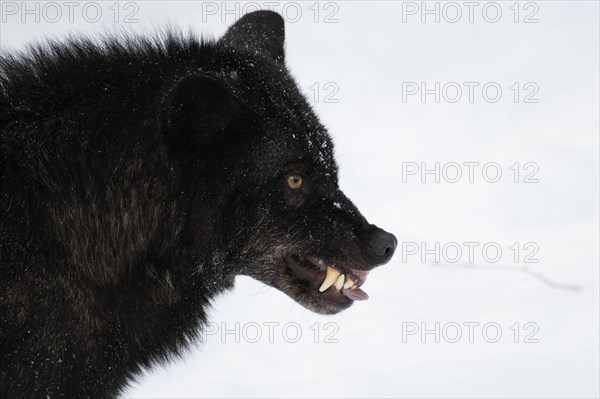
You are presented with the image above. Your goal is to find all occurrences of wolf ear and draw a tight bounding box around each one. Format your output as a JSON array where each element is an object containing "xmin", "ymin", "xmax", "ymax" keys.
[
  {"xmin": 164, "ymin": 75, "xmax": 234, "ymax": 160},
  {"xmin": 221, "ymin": 10, "xmax": 285, "ymax": 63}
]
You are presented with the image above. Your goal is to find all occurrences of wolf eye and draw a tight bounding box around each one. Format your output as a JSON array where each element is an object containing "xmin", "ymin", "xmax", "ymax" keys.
[{"xmin": 287, "ymin": 174, "xmax": 303, "ymax": 190}]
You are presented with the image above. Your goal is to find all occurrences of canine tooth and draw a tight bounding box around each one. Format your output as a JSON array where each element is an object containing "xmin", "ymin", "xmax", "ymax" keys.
[
  {"xmin": 343, "ymin": 278, "xmax": 355, "ymax": 289},
  {"xmin": 319, "ymin": 267, "xmax": 341, "ymax": 292},
  {"xmin": 334, "ymin": 274, "xmax": 345, "ymax": 290},
  {"xmin": 318, "ymin": 259, "xmax": 324, "ymax": 265}
]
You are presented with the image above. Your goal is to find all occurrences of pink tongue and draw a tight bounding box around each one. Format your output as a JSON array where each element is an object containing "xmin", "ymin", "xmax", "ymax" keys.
[{"xmin": 341, "ymin": 287, "xmax": 369, "ymax": 301}]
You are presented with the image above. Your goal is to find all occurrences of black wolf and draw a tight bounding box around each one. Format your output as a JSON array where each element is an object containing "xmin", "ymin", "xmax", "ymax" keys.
[{"xmin": 0, "ymin": 11, "xmax": 396, "ymax": 398}]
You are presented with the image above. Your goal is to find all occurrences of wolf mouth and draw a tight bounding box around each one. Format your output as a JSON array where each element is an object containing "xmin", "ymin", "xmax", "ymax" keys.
[{"xmin": 285, "ymin": 255, "xmax": 370, "ymax": 301}]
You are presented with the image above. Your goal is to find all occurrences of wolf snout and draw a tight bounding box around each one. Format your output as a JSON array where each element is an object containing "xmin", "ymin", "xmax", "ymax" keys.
[{"xmin": 364, "ymin": 227, "xmax": 397, "ymax": 264}]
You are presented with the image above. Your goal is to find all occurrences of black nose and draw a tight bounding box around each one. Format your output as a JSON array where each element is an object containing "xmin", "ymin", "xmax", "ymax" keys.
[{"xmin": 365, "ymin": 228, "xmax": 397, "ymax": 263}]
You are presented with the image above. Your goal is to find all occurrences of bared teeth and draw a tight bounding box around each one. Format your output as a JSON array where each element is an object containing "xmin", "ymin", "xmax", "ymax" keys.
[
  {"xmin": 333, "ymin": 274, "xmax": 345, "ymax": 290},
  {"xmin": 343, "ymin": 277, "xmax": 355, "ymax": 289},
  {"xmin": 319, "ymin": 267, "xmax": 341, "ymax": 292}
]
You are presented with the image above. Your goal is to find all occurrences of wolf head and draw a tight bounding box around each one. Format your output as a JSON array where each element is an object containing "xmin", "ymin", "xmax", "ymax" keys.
[{"xmin": 162, "ymin": 11, "xmax": 397, "ymax": 314}]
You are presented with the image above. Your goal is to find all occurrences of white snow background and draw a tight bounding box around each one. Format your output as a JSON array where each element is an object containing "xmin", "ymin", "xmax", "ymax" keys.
[{"xmin": 1, "ymin": 1, "xmax": 598, "ymax": 397}]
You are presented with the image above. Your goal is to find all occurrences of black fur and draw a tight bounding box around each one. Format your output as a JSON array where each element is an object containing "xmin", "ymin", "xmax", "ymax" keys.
[{"xmin": 0, "ymin": 11, "xmax": 396, "ymax": 398}]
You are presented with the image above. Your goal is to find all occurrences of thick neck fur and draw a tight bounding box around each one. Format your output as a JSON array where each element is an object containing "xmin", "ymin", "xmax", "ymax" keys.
[{"xmin": 0, "ymin": 32, "xmax": 239, "ymax": 398}]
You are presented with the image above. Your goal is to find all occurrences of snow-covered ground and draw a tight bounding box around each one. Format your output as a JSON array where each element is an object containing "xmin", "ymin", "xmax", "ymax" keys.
[{"xmin": 2, "ymin": 1, "xmax": 598, "ymax": 397}]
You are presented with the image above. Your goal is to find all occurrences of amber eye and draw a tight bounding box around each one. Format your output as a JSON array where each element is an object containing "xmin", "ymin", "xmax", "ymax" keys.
[{"xmin": 287, "ymin": 174, "xmax": 303, "ymax": 190}]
